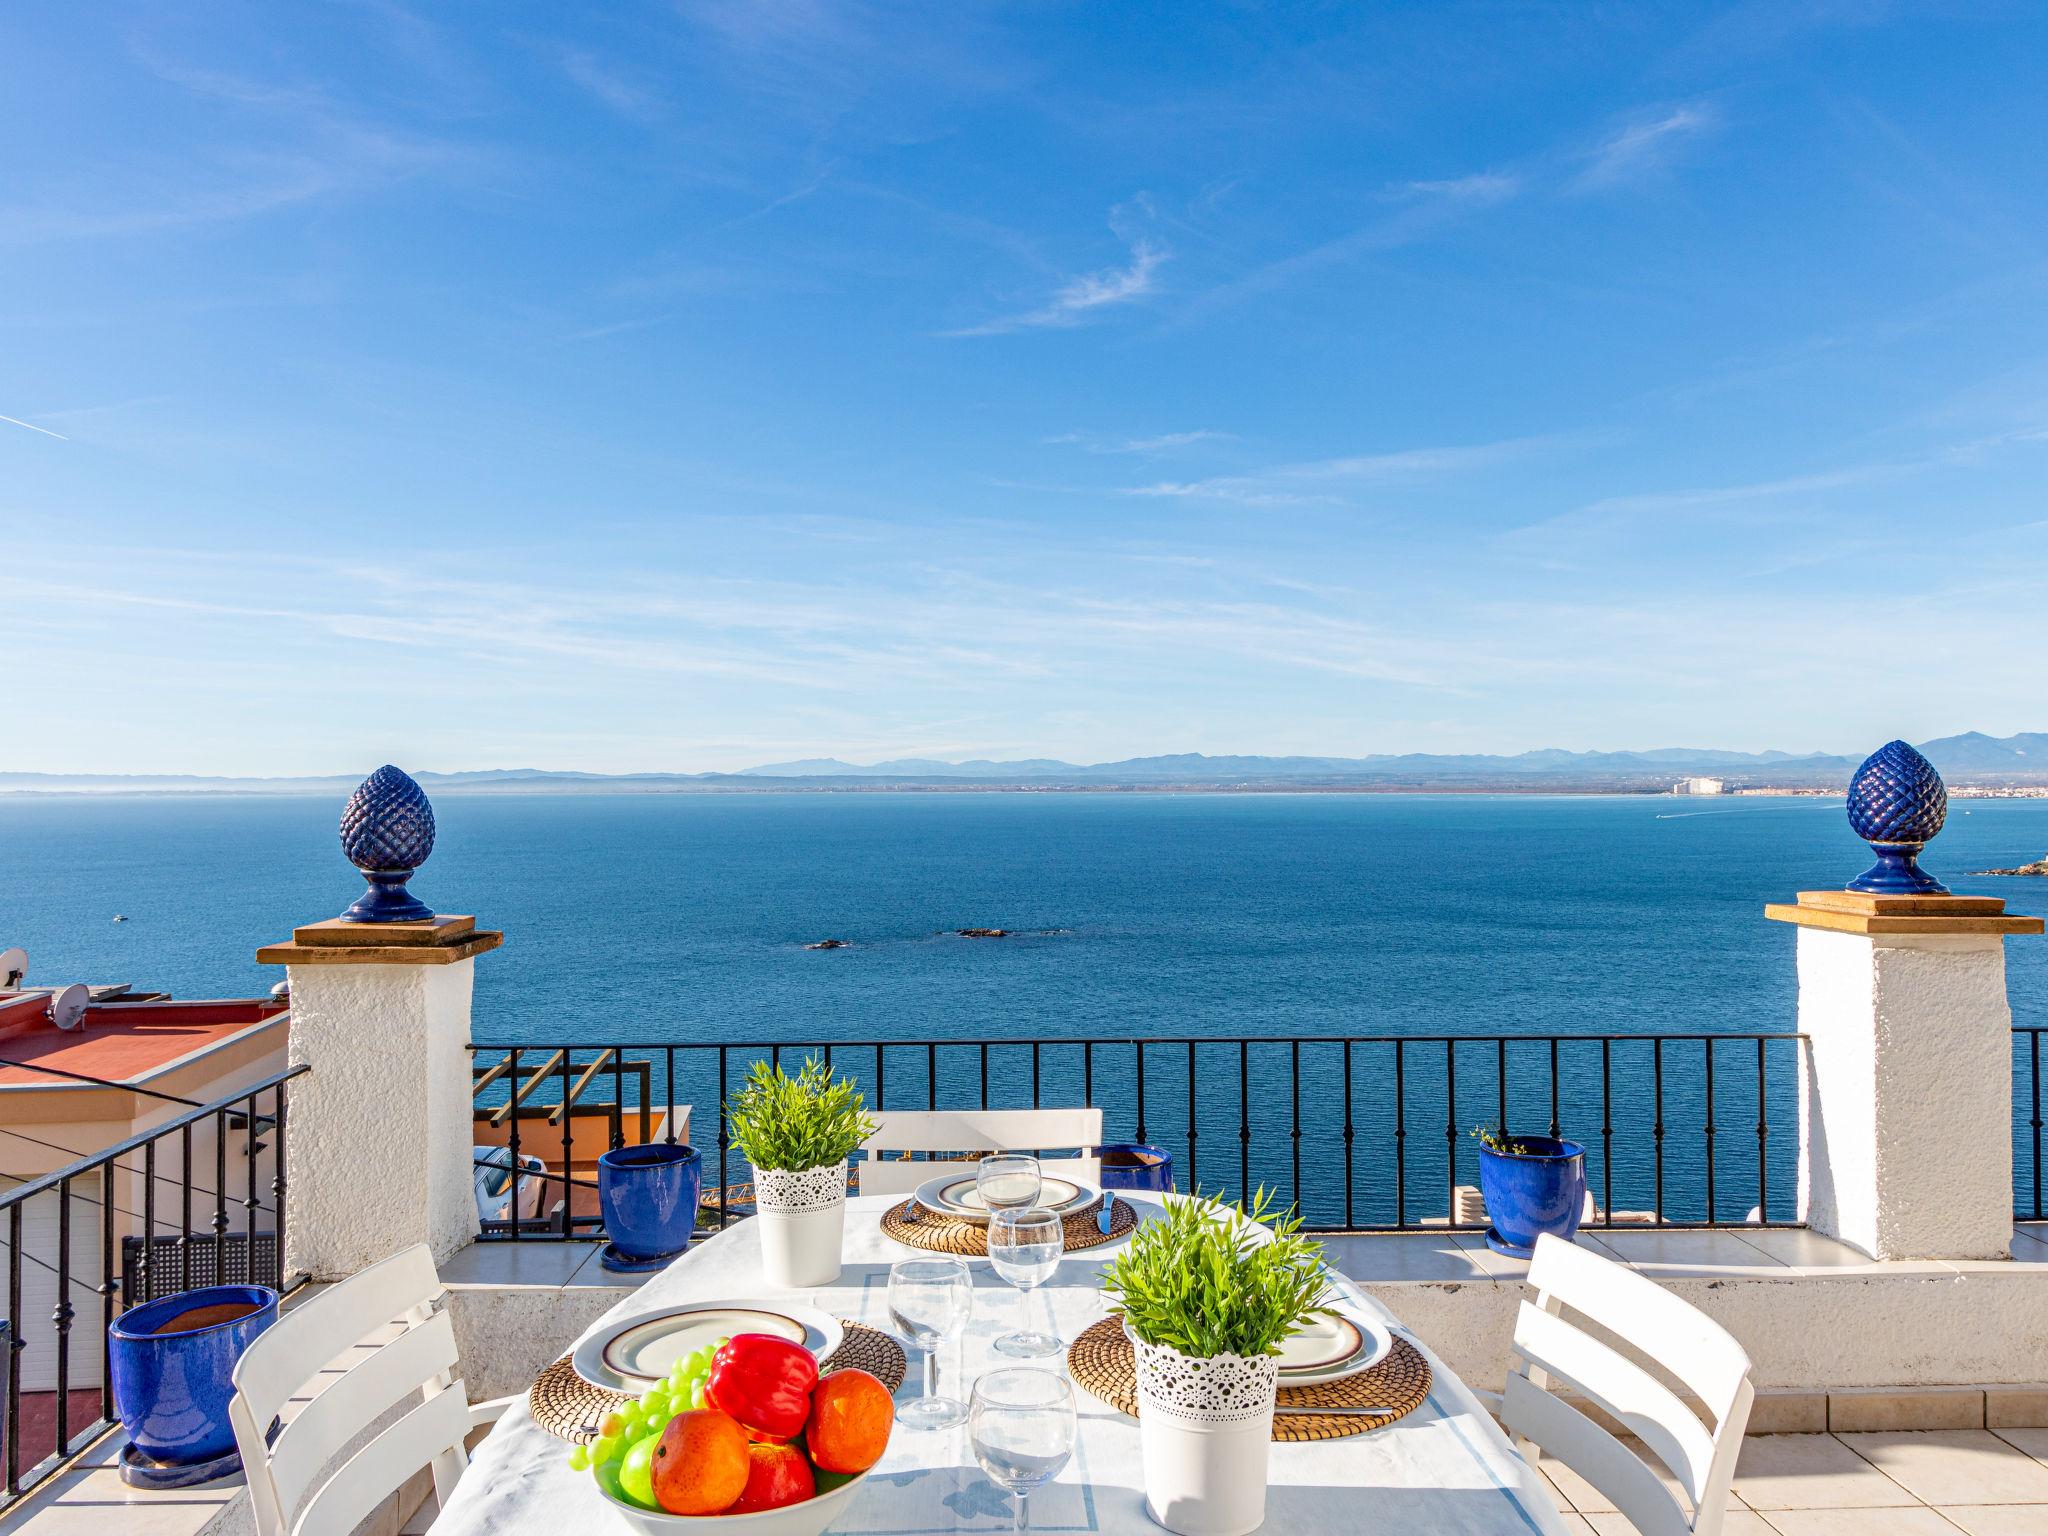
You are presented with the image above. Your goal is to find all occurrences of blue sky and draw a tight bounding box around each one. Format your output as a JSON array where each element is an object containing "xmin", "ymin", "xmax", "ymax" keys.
[{"xmin": 4, "ymin": 2, "xmax": 2047, "ymax": 775}]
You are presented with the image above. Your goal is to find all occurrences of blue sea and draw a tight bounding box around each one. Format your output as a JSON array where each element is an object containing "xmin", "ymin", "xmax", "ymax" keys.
[{"xmin": 4, "ymin": 792, "xmax": 2044, "ymax": 1224}]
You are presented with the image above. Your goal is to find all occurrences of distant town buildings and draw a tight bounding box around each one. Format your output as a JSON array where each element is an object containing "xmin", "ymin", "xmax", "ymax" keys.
[{"xmin": 1673, "ymin": 776, "xmax": 1727, "ymax": 796}]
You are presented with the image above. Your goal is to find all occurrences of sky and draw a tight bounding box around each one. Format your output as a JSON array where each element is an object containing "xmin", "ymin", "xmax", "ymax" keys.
[{"xmin": 4, "ymin": 1, "xmax": 2047, "ymax": 776}]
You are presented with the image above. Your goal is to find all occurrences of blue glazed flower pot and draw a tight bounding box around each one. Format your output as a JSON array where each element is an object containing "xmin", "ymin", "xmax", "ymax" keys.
[
  {"xmin": 598, "ymin": 1142, "xmax": 702, "ymax": 1261},
  {"xmin": 109, "ymin": 1284, "xmax": 279, "ymax": 1472},
  {"xmin": 1097, "ymin": 1142, "xmax": 1175, "ymax": 1193},
  {"xmin": 1478, "ymin": 1137, "xmax": 1587, "ymax": 1258}
]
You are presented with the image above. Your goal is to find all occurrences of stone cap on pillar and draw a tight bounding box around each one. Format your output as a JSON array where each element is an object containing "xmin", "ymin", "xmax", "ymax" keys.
[
  {"xmin": 1764, "ymin": 890, "xmax": 2043, "ymax": 937},
  {"xmin": 257, "ymin": 914, "xmax": 504, "ymax": 966}
]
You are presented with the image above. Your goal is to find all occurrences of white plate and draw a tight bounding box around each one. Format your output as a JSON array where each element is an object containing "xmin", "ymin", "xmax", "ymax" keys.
[
  {"xmin": 912, "ymin": 1171, "xmax": 1102, "ymax": 1224},
  {"xmin": 1276, "ymin": 1310, "xmax": 1365, "ymax": 1373},
  {"xmin": 1275, "ymin": 1305, "xmax": 1393, "ymax": 1387},
  {"xmin": 572, "ymin": 1300, "xmax": 843, "ymax": 1392}
]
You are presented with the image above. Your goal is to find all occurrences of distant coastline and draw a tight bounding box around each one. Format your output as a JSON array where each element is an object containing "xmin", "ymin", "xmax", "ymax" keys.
[{"xmin": 6, "ymin": 730, "xmax": 2045, "ymax": 798}]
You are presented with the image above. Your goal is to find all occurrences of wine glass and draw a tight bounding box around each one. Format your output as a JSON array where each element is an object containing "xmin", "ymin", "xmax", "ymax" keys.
[
  {"xmin": 969, "ymin": 1368, "xmax": 1077, "ymax": 1534},
  {"xmin": 888, "ymin": 1257, "xmax": 973, "ymax": 1429},
  {"xmin": 988, "ymin": 1207, "xmax": 1064, "ymax": 1357},
  {"xmin": 976, "ymin": 1153, "xmax": 1042, "ymax": 1214}
]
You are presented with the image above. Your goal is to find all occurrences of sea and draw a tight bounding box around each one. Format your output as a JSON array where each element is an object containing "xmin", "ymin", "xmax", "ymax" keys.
[{"xmin": 4, "ymin": 791, "xmax": 2044, "ymax": 1224}]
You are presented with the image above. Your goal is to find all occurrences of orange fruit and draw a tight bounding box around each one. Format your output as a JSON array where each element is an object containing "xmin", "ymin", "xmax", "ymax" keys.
[
  {"xmin": 805, "ymin": 1369, "xmax": 893, "ymax": 1475},
  {"xmin": 650, "ymin": 1409, "xmax": 750, "ymax": 1515},
  {"xmin": 730, "ymin": 1441, "xmax": 816, "ymax": 1513}
]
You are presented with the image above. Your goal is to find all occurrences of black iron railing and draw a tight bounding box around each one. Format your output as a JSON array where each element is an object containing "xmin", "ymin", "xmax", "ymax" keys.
[
  {"xmin": 468, "ymin": 1033, "xmax": 1808, "ymax": 1239},
  {"xmin": 0, "ymin": 1064, "xmax": 306, "ymax": 1506},
  {"xmin": 2021, "ymin": 1027, "xmax": 2045, "ymax": 1222}
]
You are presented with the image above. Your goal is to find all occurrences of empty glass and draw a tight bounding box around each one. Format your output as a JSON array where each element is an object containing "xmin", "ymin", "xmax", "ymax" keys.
[
  {"xmin": 969, "ymin": 1368, "xmax": 1077, "ymax": 1533},
  {"xmin": 988, "ymin": 1207, "xmax": 1065, "ymax": 1357},
  {"xmin": 976, "ymin": 1153, "xmax": 1042, "ymax": 1214},
  {"xmin": 888, "ymin": 1256, "xmax": 973, "ymax": 1430}
]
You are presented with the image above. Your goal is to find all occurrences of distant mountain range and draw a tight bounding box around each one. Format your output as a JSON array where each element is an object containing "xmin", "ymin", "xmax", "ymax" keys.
[{"xmin": 5, "ymin": 732, "xmax": 2046, "ymax": 795}]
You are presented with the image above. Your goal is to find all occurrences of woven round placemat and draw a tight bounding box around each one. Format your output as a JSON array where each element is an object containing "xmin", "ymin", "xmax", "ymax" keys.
[
  {"xmin": 528, "ymin": 1321, "xmax": 909, "ymax": 1444},
  {"xmin": 1065, "ymin": 1316, "xmax": 1431, "ymax": 1443},
  {"xmin": 879, "ymin": 1194, "xmax": 1136, "ymax": 1256}
]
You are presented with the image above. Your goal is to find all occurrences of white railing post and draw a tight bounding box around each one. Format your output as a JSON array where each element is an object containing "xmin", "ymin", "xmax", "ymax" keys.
[
  {"xmin": 258, "ymin": 768, "xmax": 501, "ymax": 1281},
  {"xmin": 1766, "ymin": 742, "xmax": 2040, "ymax": 1261}
]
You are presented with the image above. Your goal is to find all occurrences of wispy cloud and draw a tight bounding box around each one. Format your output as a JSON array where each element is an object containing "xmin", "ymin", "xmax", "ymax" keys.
[
  {"xmin": 0, "ymin": 48, "xmax": 476, "ymax": 245},
  {"xmin": 1394, "ymin": 172, "xmax": 1523, "ymax": 202},
  {"xmin": 1047, "ymin": 429, "xmax": 1235, "ymax": 455},
  {"xmin": 1120, "ymin": 436, "xmax": 1570, "ymax": 507},
  {"xmin": 1173, "ymin": 172, "xmax": 1519, "ymax": 324},
  {"xmin": 0, "ymin": 413, "xmax": 68, "ymax": 441},
  {"xmin": 560, "ymin": 49, "xmax": 663, "ymax": 123},
  {"xmin": 1576, "ymin": 104, "xmax": 1721, "ymax": 189},
  {"xmin": 947, "ymin": 240, "xmax": 1166, "ymax": 337}
]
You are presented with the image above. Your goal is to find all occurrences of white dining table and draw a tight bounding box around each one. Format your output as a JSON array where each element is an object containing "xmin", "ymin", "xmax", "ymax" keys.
[{"xmin": 433, "ymin": 1193, "xmax": 1567, "ymax": 1536}]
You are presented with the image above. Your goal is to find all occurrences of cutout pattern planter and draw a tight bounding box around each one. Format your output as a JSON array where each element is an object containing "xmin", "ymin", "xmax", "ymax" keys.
[
  {"xmin": 753, "ymin": 1161, "xmax": 848, "ymax": 1288},
  {"xmin": 1129, "ymin": 1325, "xmax": 1278, "ymax": 1536}
]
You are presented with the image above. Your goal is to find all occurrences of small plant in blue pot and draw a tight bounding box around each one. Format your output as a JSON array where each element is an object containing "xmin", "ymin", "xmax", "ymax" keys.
[
  {"xmin": 110, "ymin": 1283, "xmax": 279, "ymax": 1488},
  {"xmin": 597, "ymin": 1141, "xmax": 703, "ymax": 1274},
  {"xmin": 1472, "ymin": 1127, "xmax": 1587, "ymax": 1258}
]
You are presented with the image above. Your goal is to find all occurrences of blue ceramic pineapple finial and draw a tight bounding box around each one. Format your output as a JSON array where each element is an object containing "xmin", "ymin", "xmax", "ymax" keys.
[
  {"xmin": 1844, "ymin": 740, "xmax": 1949, "ymax": 896},
  {"xmin": 338, "ymin": 765, "xmax": 437, "ymax": 922}
]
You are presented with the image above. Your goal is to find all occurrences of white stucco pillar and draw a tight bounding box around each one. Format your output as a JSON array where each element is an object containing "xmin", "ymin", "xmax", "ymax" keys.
[
  {"xmin": 1766, "ymin": 891, "xmax": 2039, "ymax": 1261},
  {"xmin": 258, "ymin": 916, "xmax": 503, "ymax": 1281}
]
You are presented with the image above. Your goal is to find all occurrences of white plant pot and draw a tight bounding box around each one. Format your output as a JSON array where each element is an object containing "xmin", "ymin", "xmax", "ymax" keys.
[
  {"xmin": 753, "ymin": 1161, "xmax": 848, "ymax": 1288},
  {"xmin": 1129, "ymin": 1325, "xmax": 1279, "ymax": 1536}
]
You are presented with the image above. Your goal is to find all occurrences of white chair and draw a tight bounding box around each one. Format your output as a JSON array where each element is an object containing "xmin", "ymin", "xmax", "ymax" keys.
[
  {"xmin": 229, "ymin": 1244, "xmax": 513, "ymax": 1536},
  {"xmin": 856, "ymin": 1108, "xmax": 1104, "ymax": 1197},
  {"xmin": 1496, "ymin": 1235, "xmax": 1754, "ymax": 1536}
]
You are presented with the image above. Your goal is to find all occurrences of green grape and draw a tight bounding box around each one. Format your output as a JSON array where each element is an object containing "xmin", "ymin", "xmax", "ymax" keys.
[
  {"xmin": 619, "ymin": 1433, "xmax": 662, "ymax": 1509},
  {"xmin": 638, "ymin": 1388, "xmax": 669, "ymax": 1417},
  {"xmin": 598, "ymin": 1411, "xmax": 627, "ymax": 1439},
  {"xmin": 688, "ymin": 1380, "xmax": 707, "ymax": 1410},
  {"xmin": 591, "ymin": 1433, "xmax": 620, "ymax": 1466},
  {"xmin": 566, "ymin": 1445, "xmax": 589, "ymax": 1472}
]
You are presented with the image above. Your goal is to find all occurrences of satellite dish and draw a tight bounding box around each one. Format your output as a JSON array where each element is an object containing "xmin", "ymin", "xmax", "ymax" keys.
[
  {"xmin": 48, "ymin": 983, "xmax": 89, "ymax": 1031},
  {"xmin": 270, "ymin": 979, "xmax": 291, "ymax": 1001},
  {"xmin": 0, "ymin": 947, "xmax": 25, "ymax": 988}
]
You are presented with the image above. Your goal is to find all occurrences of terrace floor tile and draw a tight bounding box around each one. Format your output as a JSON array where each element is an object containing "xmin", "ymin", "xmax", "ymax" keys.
[
  {"xmin": 1939, "ymin": 1507, "xmax": 2048, "ymax": 1536},
  {"xmin": 1320, "ymin": 1230, "xmax": 1497, "ymax": 1282},
  {"xmin": 1760, "ymin": 1509, "xmax": 1966, "ymax": 1535},
  {"xmin": 1836, "ymin": 1432, "xmax": 2048, "ymax": 1507},
  {"xmin": 1732, "ymin": 1434, "xmax": 1920, "ymax": 1509}
]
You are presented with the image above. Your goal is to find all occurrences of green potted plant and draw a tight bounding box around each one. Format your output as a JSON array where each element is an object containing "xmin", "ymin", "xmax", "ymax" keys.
[
  {"xmin": 726, "ymin": 1058, "xmax": 875, "ymax": 1287},
  {"xmin": 1101, "ymin": 1190, "xmax": 1327, "ymax": 1536}
]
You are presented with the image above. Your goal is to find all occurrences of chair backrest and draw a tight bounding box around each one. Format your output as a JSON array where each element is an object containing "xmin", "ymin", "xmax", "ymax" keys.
[
  {"xmin": 1502, "ymin": 1235, "xmax": 1754, "ymax": 1536},
  {"xmin": 230, "ymin": 1244, "xmax": 472, "ymax": 1536},
  {"xmin": 856, "ymin": 1108, "xmax": 1104, "ymax": 1197}
]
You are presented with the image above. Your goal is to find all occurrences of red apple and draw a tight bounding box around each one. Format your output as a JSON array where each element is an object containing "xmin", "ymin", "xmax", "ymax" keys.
[{"xmin": 728, "ymin": 1440, "xmax": 816, "ymax": 1513}]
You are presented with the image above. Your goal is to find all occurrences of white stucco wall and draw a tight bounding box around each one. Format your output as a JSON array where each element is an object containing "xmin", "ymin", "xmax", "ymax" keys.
[
  {"xmin": 1797, "ymin": 927, "xmax": 2014, "ymax": 1260},
  {"xmin": 283, "ymin": 959, "xmax": 478, "ymax": 1280}
]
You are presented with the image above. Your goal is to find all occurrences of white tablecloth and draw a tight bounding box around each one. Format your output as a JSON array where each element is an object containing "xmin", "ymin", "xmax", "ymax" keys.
[{"xmin": 434, "ymin": 1195, "xmax": 1565, "ymax": 1536}]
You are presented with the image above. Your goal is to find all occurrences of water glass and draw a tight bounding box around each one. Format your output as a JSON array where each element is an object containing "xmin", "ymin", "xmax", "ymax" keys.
[
  {"xmin": 976, "ymin": 1153, "xmax": 1042, "ymax": 1214},
  {"xmin": 969, "ymin": 1368, "xmax": 1077, "ymax": 1534},
  {"xmin": 988, "ymin": 1207, "xmax": 1064, "ymax": 1357},
  {"xmin": 888, "ymin": 1257, "xmax": 973, "ymax": 1430}
]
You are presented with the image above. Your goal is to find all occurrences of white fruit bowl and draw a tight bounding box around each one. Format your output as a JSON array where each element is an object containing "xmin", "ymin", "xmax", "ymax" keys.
[{"xmin": 596, "ymin": 1467, "xmax": 872, "ymax": 1536}]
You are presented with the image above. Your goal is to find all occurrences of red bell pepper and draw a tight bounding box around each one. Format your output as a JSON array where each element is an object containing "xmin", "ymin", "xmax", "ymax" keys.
[{"xmin": 704, "ymin": 1334, "xmax": 818, "ymax": 1441}]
